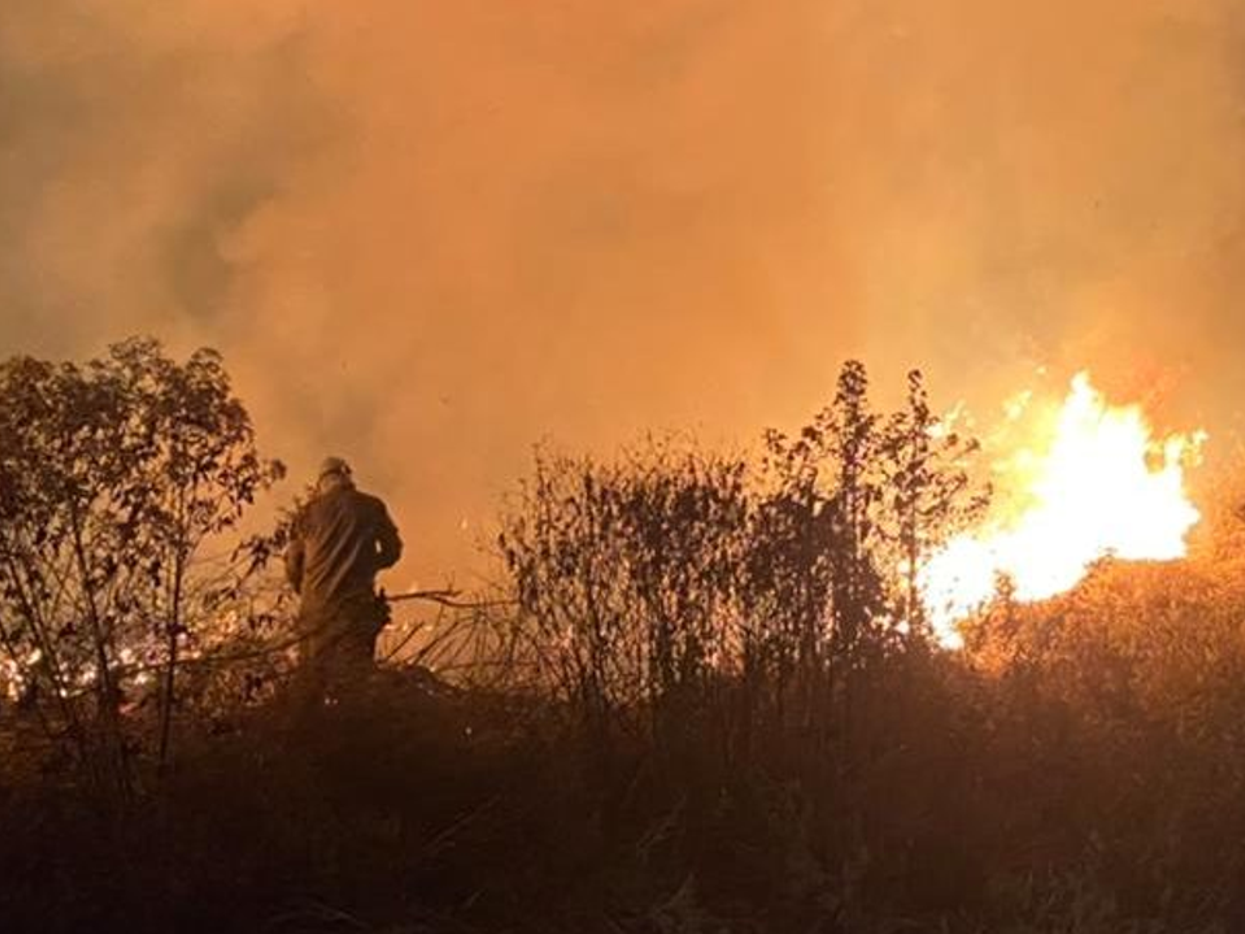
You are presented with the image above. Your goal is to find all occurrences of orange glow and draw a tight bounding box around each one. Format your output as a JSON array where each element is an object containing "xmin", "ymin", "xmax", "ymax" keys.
[{"xmin": 923, "ymin": 373, "xmax": 1205, "ymax": 648}]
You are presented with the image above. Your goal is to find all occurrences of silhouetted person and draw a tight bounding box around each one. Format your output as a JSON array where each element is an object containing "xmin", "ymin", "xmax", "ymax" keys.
[{"xmin": 285, "ymin": 457, "xmax": 402, "ymax": 699}]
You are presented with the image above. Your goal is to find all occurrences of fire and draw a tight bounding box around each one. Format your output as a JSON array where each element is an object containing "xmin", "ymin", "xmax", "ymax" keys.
[{"xmin": 923, "ymin": 372, "xmax": 1205, "ymax": 648}]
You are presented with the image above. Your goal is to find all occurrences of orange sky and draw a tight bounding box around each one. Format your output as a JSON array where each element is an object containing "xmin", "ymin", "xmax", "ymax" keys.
[{"xmin": 3, "ymin": 0, "xmax": 1244, "ymax": 585}]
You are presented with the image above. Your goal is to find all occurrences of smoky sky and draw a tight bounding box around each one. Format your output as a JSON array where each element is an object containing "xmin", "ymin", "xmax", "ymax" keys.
[{"xmin": 3, "ymin": 0, "xmax": 1245, "ymax": 584}]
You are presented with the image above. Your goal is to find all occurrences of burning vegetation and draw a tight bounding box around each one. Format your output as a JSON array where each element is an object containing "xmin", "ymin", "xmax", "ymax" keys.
[
  {"xmin": 2, "ymin": 340, "xmax": 1245, "ymax": 933},
  {"xmin": 924, "ymin": 372, "xmax": 1206, "ymax": 646}
]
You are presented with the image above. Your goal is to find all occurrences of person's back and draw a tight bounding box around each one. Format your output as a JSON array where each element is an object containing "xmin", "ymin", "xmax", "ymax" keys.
[
  {"xmin": 292, "ymin": 483, "xmax": 400, "ymax": 612},
  {"xmin": 286, "ymin": 457, "xmax": 402, "ymax": 690}
]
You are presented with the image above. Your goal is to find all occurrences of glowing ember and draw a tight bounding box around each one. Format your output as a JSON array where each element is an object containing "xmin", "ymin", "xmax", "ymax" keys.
[{"xmin": 923, "ymin": 372, "xmax": 1205, "ymax": 648}]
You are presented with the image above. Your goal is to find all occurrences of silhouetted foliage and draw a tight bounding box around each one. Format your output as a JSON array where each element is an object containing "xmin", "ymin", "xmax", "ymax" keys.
[
  {"xmin": 498, "ymin": 362, "xmax": 989, "ymax": 912},
  {"xmin": 501, "ymin": 362, "xmax": 984, "ymax": 728},
  {"xmin": 7, "ymin": 346, "xmax": 1245, "ymax": 934},
  {"xmin": 0, "ymin": 338, "xmax": 284, "ymax": 790}
]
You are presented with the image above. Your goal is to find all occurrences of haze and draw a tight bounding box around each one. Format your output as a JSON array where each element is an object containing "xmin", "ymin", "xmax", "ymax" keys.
[{"xmin": 3, "ymin": 0, "xmax": 1243, "ymax": 583}]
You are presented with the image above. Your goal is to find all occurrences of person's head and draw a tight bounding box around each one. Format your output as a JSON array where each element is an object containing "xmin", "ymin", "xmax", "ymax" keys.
[{"xmin": 316, "ymin": 456, "xmax": 354, "ymax": 494}]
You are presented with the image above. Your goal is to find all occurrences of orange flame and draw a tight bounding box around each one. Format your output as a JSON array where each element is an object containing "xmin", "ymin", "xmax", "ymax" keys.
[{"xmin": 923, "ymin": 373, "xmax": 1205, "ymax": 648}]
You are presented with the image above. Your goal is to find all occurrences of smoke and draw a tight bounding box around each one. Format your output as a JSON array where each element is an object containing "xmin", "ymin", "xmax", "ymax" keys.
[{"xmin": 4, "ymin": 0, "xmax": 1245, "ymax": 582}]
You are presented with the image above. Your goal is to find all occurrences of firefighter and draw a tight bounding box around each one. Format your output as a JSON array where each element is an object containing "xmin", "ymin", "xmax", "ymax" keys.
[{"xmin": 285, "ymin": 456, "xmax": 403, "ymax": 697}]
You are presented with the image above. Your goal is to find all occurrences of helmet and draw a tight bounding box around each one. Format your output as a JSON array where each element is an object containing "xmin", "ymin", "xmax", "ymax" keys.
[{"xmin": 318, "ymin": 456, "xmax": 352, "ymax": 481}]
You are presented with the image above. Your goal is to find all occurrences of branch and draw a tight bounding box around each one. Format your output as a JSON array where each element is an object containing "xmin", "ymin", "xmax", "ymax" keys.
[{"xmin": 383, "ymin": 589, "xmax": 517, "ymax": 611}]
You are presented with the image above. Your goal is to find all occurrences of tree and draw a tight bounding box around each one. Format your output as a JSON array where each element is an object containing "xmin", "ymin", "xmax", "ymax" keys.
[
  {"xmin": 0, "ymin": 338, "xmax": 284, "ymax": 790},
  {"xmin": 879, "ymin": 370, "xmax": 989, "ymax": 641}
]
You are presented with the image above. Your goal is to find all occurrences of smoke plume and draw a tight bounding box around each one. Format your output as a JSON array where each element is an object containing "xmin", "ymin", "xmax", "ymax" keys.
[{"xmin": 4, "ymin": 0, "xmax": 1244, "ymax": 582}]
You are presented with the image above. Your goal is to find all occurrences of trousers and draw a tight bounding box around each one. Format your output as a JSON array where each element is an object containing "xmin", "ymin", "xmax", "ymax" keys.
[{"xmin": 295, "ymin": 593, "xmax": 390, "ymax": 701}]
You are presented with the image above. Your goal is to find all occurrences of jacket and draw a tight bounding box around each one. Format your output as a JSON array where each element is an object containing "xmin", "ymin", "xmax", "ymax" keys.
[{"xmin": 285, "ymin": 480, "xmax": 403, "ymax": 612}]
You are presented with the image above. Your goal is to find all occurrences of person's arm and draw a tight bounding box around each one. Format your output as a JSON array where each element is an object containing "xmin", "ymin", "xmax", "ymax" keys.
[
  {"xmin": 285, "ymin": 517, "xmax": 306, "ymax": 594},
  {"xmin": 374, "ymin": 503, "xmax": 403, "ymax": 571}
]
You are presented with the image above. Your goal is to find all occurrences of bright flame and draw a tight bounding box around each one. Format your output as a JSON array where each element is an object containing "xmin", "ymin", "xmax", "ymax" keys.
[{"xmin": 923, "ymin": 372, "xmax": 1204, "ymax": 648}]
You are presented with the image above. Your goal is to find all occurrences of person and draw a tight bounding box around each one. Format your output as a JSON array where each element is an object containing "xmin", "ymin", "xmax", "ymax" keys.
[{"xmin": 285, "ymin": 457, "xmax": 403, "ymax": 697}]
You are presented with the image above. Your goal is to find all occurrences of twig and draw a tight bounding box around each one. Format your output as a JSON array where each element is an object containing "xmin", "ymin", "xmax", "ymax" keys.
[
  {"xmin": 384, "ymin": 589, "xmax": 517, "ymax": 611},
  {"xmin": 105, "ymin": 589, "xmax": 517, "ymax": 677}
]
